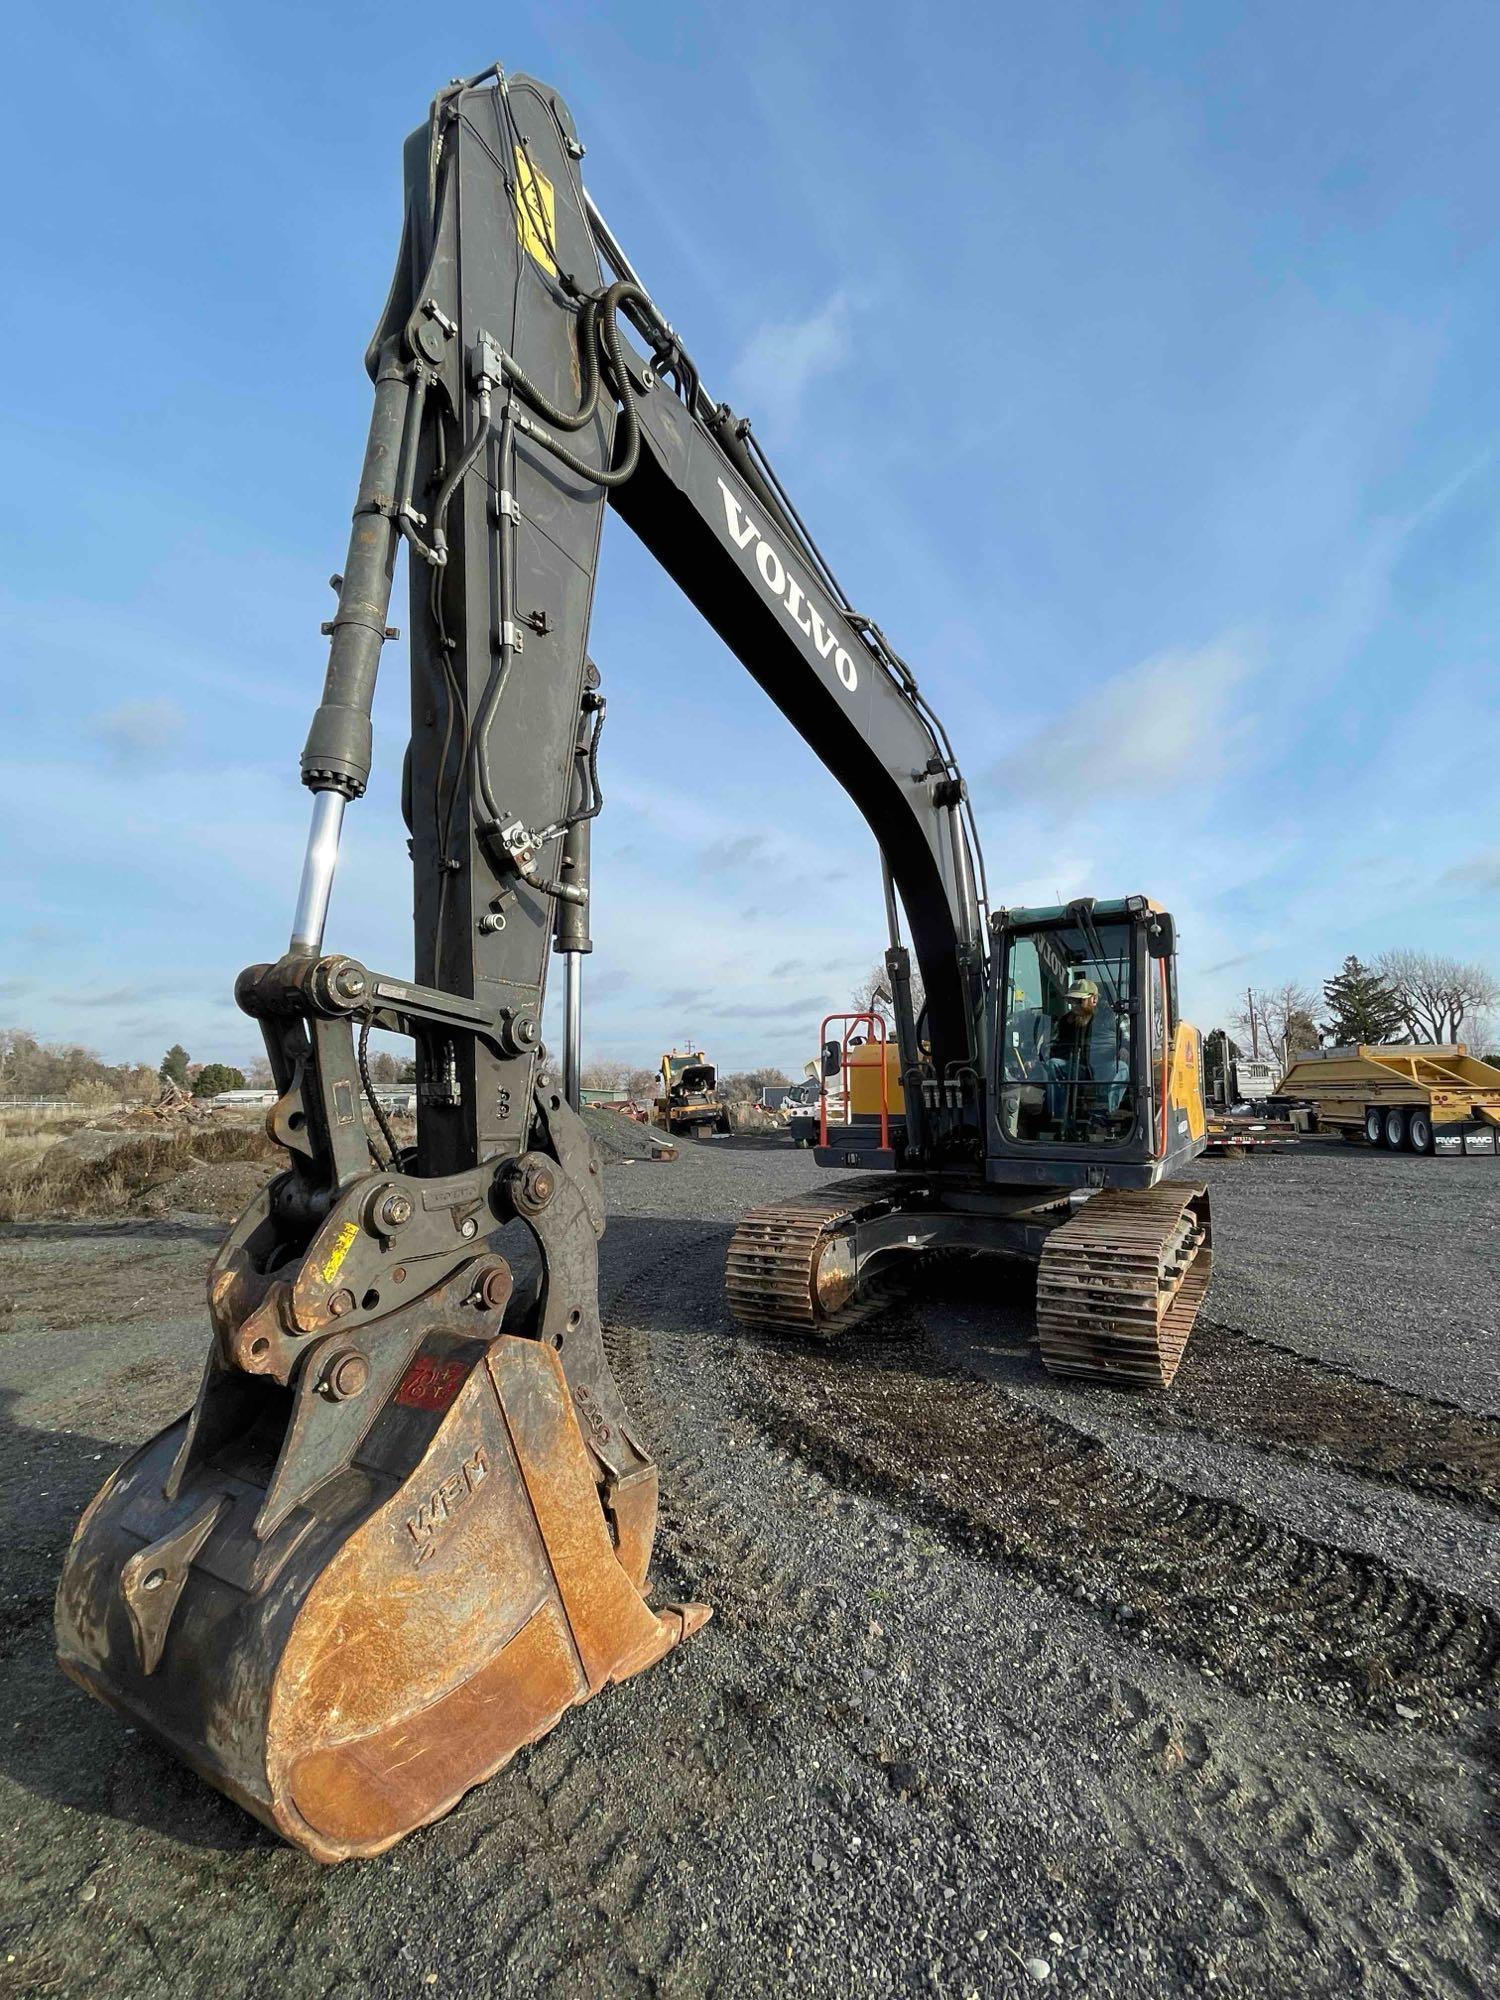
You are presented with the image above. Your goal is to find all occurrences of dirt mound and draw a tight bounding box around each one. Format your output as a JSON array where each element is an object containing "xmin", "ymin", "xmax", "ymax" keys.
[
  {"xmin": 1, "ymin": 1125, "xmax": 281, "ymax": 1223},
  {"xmin": 582, "ymin": 1106, "xmax": 677, "ymax": 1163},
  {"xmin": 140, "ymin": 1159, "xmax": 279, "ymax": 1220},
  {"xmin": 45, "ymin": 1127, "xmax": 149, "ymax": 1166}
]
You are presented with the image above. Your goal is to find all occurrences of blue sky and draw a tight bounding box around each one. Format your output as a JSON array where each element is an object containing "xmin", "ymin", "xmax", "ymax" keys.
[{"xmin": 2, "ymin": 2, "xmax": 1496, "ymax": 1076}]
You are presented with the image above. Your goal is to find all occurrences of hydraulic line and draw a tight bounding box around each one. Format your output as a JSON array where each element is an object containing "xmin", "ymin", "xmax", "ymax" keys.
[
  {"xmin": 357, "ymin": 1014, "xmax": 400, "ymax": 1167},
  {"xmin": 502, "ymin": 280, "xmax": 650, "ymax": 490}
]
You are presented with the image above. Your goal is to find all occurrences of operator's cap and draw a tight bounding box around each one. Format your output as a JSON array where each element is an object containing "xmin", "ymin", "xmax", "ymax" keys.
[{"xmin": 1066, "ymin": 972, "xmax": 1099, "ymax": 1006}]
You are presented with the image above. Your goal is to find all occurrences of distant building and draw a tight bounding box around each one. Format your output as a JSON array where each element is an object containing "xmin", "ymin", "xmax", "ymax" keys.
[{"xmin": 212, "ymin": 1086, "xmax": 417, "ymax": 1114}]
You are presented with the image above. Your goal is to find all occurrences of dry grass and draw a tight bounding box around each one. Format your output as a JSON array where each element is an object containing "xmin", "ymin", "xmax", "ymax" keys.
[
  {"xmin": 0, "ymin": 1105, "xmax": 101, "ymax": 1142},
  {"xmin": 0, "ymin": 1124, "xmax": 282, "ymax": 1223},
  {"xmin": 0, "ymin": 1111, "xmax": 418, "ymax": 1224}
]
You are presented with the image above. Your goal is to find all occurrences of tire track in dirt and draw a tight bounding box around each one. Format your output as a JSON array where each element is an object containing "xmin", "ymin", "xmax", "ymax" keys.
[
  {"xmin": 743, "ymin": 1312, "xmax": 1498, "ymax": 1721},
  {"xmin": 1141, "ymin": 1316, "xmax": 1500, "ymax": 1515},
  {"xmin": 906, "ymin": 1253, "xmax": 1500, "ymax": 1515},
  {"xmin": 1091, "ymin": 1677, "xmax": 1499, "ymax": 1997},
  {"xmin": 398, "ymin": 1218, "xmax": 794, "ymax": 2000},
  {"xmin": 602, "ymin": 1224, "xmax": 1500, "ymax": 1991}
]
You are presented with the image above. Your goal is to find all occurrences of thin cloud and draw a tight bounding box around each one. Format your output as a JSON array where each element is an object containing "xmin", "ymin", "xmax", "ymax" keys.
[
  {"xmin": 89, "ymin": 697, "xmax": 186, "ymax": 762},
  {"xmin": 700, "ymin": 992, "xmax": 824, "ymax": 1020},
  {"xmin": 588, "ymin": 968, "xmax": 634, "ymax": 999},
  {"xmin": 698, "ymin": 833, "xmax": 770, "ymax": 873},
  {"xmin": 1444, "ymin": 849, "xmax": 1500, "ymax": 892},
  {"xmin": 987, "ymin": 640, "xmax": 1252, "ymax": 806},
  {"xmin": 50, "ymin": 984, "xmax": 157, "ymax": 1009},
  {"xmin": 729, "ymin": 292, "xmax": 852, "ymax": 435}
]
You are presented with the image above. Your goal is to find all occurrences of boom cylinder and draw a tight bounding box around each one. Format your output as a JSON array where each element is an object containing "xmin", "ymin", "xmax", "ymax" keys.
[{"xmin": 299, "ymin": 340, "xmax": 412, "ymax": 800}]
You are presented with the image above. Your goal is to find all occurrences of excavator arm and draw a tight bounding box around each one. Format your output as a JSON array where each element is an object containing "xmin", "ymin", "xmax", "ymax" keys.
[{"xmin": 295, "ymin": 67, "xmax": 986, "ymax": 1171}]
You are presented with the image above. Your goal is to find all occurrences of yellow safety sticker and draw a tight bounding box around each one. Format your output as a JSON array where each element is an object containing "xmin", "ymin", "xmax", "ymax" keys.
[
  {"xmin": 514, "ymin": 146, "xmax": 557, "ymax": 276},
  {"xmin": 320, "ymin": 1220, "xmax": 361, "ymax": 1287}
]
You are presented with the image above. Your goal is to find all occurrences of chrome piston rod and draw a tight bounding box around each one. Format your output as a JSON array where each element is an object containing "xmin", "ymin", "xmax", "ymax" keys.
[
  {"xmin": 289, "ymin": 788, "xmax": 347, "ymax": 955},
  {"xmin": 563, "ymin": 953, "xmax": 583, "ymax": 1112}
]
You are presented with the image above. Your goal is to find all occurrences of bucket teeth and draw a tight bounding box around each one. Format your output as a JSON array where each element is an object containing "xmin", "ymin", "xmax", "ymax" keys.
[{"xmin": 1035, "ymin": 1182, "xmax": 1213, "ymax": 1389}]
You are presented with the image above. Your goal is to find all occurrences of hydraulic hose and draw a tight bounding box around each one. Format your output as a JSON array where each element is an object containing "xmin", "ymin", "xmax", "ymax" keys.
[
  {"xmin": 502, "ymin": 281, "xmax": 650, "ymax": 489},
  {"xmin": 502, "ymin": 298, "xmax": 602, "ymax": 434}
]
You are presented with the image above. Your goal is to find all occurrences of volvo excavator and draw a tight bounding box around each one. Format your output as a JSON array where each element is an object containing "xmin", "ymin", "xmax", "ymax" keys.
[{"xmin": 57, "ymin": 65, "xmax": 1211, "ymax": 1862}]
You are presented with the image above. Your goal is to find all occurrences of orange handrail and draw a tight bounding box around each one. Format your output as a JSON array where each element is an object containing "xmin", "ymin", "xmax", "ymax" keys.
[{"xmin": 818, "ymin": 1011, "xmax": 890, "ymax": 1151}]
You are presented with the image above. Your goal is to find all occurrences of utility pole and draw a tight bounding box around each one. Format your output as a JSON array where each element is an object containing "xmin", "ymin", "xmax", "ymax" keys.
[{"xmin": 1247, "ymin": 987, "xmax": 1260, "ymax": 1059}]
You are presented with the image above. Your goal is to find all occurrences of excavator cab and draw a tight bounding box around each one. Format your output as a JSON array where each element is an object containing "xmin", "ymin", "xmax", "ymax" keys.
[{"xmin": 990, "ymin": 897, "xmax": 1202, "ymax": 1180}]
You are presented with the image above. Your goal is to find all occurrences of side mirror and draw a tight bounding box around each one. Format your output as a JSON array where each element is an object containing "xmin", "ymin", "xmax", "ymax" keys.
[
  {"xmin": 822, "ymin": 1040, "xmax": 842, "ymax": 1077},
  {"xmin": 1146, "ymin": 912, "xmax": 1176, "ymax": 960}
]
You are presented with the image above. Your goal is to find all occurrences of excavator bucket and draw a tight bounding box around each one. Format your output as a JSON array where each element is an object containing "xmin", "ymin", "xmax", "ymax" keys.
[{"xmin": 57, "ymin": 1260, "xmax": 706, "ymax": 1862}]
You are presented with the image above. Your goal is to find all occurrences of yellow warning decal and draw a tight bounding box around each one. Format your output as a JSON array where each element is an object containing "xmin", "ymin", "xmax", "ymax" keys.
[
  {"xmin": 514, "ymin": 146, "xmax": 557, "ymax": 276},
  {"xmin": 320, "ymin": 1220, "xmax": 361, "ymax": 1287}
]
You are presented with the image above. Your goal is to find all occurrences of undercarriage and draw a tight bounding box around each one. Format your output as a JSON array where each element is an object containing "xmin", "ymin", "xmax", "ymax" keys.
[{"xmin": 727, "ymin": 1173, "xmax": 1212, "ymax": 1390}]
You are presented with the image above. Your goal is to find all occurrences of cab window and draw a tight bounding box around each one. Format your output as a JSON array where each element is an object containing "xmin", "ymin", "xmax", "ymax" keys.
[{"xmin": 998, "ymin": 921, "xmax": 1135, "ymax": 1146}]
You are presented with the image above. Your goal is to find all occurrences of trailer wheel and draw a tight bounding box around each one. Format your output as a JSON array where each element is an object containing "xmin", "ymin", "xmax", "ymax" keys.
[
  {"xmin": 1407, "ymin": 1107, "xmax": 1434, "ymax": 1155},
  {"xmin": 1383, "ymin": 1106, "xmax": 1408, "ymax": 1150},
  {"xmin": 1364, "ymin": 1106, "xmax": 1384, "ymax": 1146}
]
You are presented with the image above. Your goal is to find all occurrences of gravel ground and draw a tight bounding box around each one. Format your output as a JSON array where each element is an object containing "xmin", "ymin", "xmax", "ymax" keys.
[{"xmin": 0, "ymin": 1138, "xmax": 1496, "ymax": 1997}]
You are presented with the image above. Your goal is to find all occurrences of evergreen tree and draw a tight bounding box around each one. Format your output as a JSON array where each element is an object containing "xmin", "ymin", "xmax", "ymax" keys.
[
  {"xmin": 1321, "ymin": 957, "xmax": 1404, "ymax": 1046},
  {"xmin": 159, "ymin": 1043, "xmax": 191, "ymax": 1087},
  {"xmin": 192, "ymin": 1062, "xmax": 247, "ymax": 1098}
]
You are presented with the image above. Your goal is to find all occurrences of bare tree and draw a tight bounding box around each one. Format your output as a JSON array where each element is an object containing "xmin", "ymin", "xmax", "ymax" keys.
[
  {"xmin": 850, "ymin": 959, "xmax": 925, "ymax": 1024},
  {"xmin": 580, "ymin": 1058, "xmax": 631, "ymax": 1092},
  {"xmin": 1375, "ymin": 950, "xmax": 1500, "ymax": 1044},
  {"xmin": 119, "ymin": 1063, "xmax": 160, "ymax": 1103},
  {"xmin": 625, "ymin": 1067, "xmax": 659, "ymax": 1097},
  {"xmin": 1231, "ymin": 983, "xmax": 1320, "ymax": 1062}
]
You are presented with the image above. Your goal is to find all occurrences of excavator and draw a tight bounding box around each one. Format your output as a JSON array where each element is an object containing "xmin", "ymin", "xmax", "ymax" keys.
[{"xmin": 56, "ymin": 65, "xmax": 1211, "ymax": 1862}]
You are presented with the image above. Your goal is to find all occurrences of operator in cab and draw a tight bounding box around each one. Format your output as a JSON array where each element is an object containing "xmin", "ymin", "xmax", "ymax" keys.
[{"xmin": 1048, "ymin": 970, "xmax": 1099, "ymax": 1129}]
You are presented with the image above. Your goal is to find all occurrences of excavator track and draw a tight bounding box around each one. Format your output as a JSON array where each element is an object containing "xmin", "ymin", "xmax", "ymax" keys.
[
  {"xmin": 729, "ymin": 1181, "xmax": 1214, "ymax": 1391},
  {"xmin": 726, "ymin": 1194, "xmax": 893, "ymax": 1338},
  {"xmin": 1035, "ymin": 1181, "xmax": 1212, "ymax": 1389}
]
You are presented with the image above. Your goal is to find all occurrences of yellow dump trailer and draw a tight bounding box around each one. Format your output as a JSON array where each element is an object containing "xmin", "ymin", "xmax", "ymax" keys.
[{"xmin": 1276, "ymin": 1044, "xmax": 1500, "ymax": 1155}]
